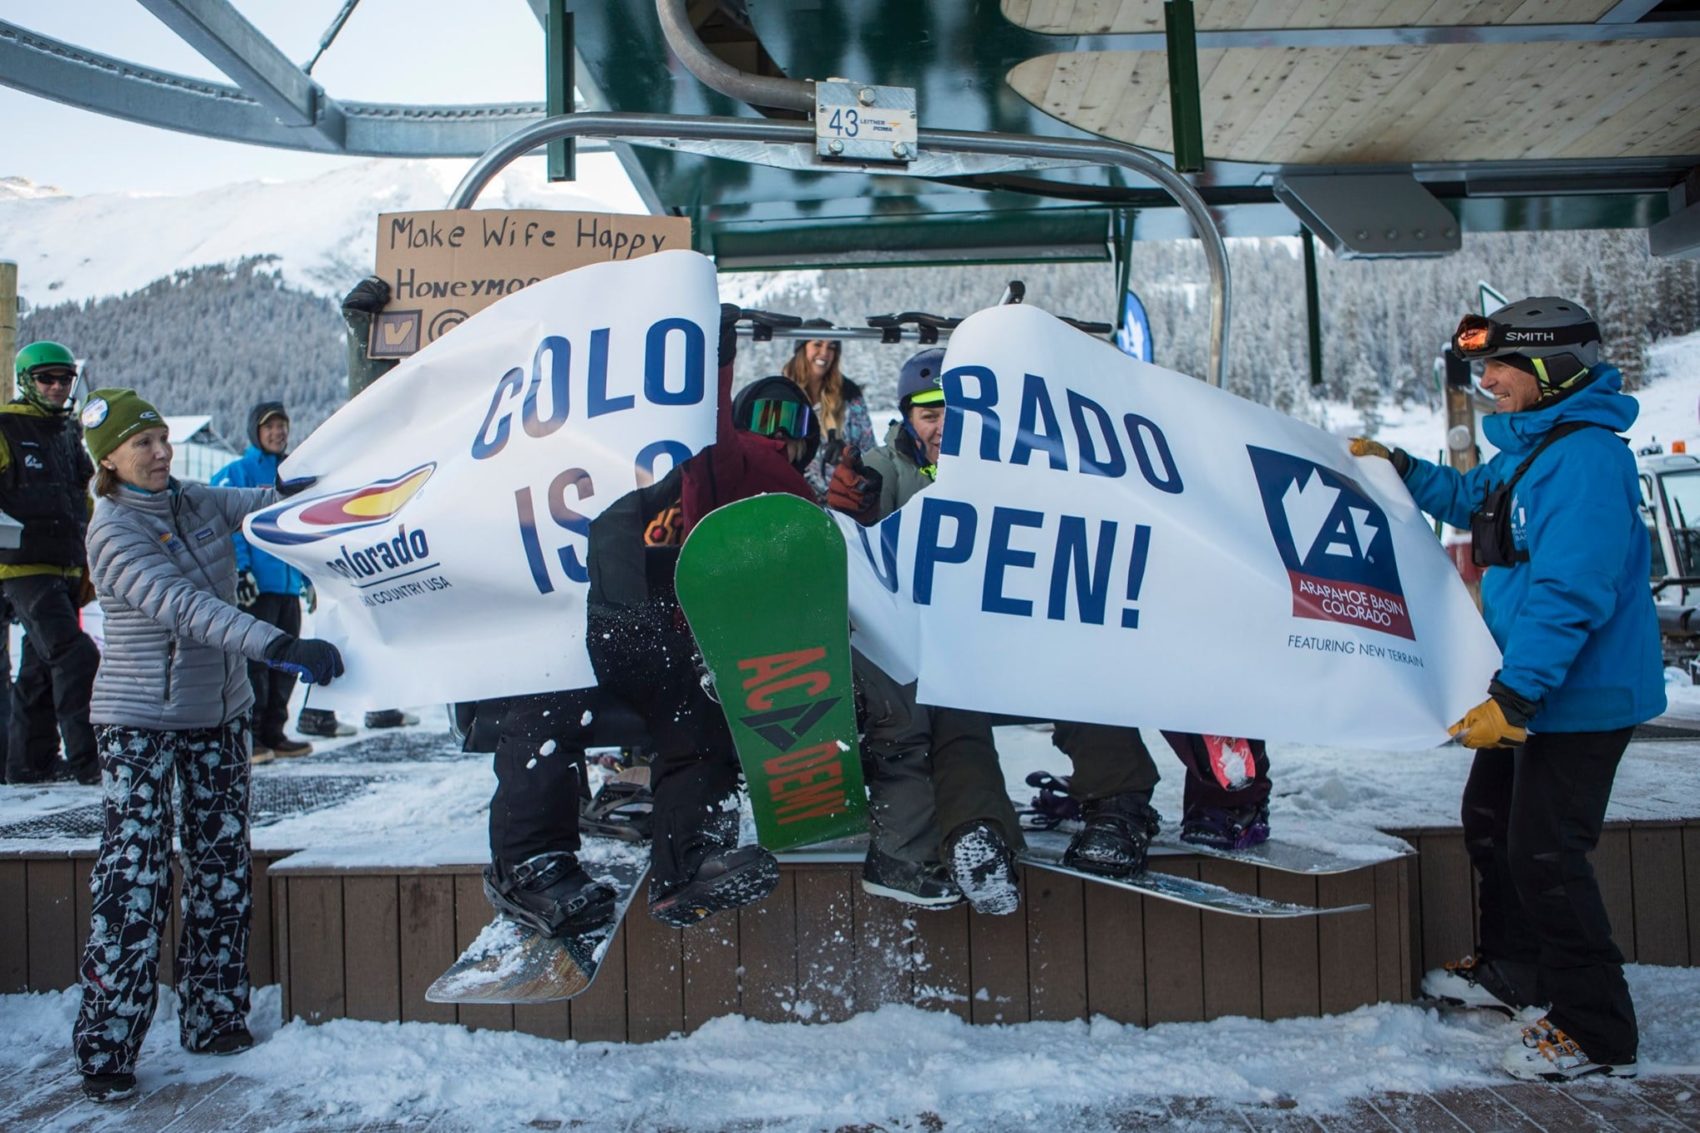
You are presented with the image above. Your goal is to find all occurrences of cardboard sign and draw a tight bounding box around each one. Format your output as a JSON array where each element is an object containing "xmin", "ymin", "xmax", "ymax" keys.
[{"xmin": 368, "ymin": 209, "xmax": 693, "ymax": 359}]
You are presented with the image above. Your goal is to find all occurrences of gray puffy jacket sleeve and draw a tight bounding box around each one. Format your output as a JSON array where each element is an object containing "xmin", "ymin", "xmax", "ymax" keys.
[{"xmin": 87, "ymin": 488, "xmax": 283, "ymax": 663}]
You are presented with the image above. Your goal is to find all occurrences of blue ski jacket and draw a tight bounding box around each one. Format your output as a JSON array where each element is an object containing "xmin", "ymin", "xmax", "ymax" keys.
[
  {"xmin": 211, "ymin": 445, "xmax": 305, "ymax": 597},
  {"xmin": 1399, "ymin": 365, "xmax": 1665, "ymax": 733}
]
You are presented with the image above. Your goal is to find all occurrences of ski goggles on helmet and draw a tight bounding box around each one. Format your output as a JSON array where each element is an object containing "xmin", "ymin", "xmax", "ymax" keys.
[
  {"xmin": 26, "ymin": 365, "xmax": 77, "ymax": 386},
  {"xmin": 747, "ymin": 398, "xmax": 812, "ymax": 439},
  {"xmin": 1450, "ymin": 313, "xmax": 1599, "ymax": 361}
]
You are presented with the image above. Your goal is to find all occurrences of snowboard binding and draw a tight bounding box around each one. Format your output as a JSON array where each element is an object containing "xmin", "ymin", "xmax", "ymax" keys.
[
  {"xmin": 1019, "ymin": 770, "xmax": 1084, "ymax": 831},
  {"xmin": 580, "ymin": 777, "xmax": 654, "ymax": 843}
]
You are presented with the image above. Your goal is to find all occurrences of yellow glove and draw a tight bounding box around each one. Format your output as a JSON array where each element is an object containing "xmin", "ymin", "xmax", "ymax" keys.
[
  {"xmin": 1349, "ymin": 437, "xmax": 1391, "ymax": 460},
  {"xmin": 1449, "ymin": 697, "xmax": 1528, "ymax": 749}
]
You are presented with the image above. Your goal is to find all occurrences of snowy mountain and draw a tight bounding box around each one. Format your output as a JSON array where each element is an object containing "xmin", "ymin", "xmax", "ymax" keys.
[{"xmin": 0, "ymin": 155, "xmax": 645, "ymax": 308}]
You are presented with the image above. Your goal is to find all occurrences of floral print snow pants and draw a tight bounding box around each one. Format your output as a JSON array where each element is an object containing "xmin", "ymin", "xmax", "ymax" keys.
[{"xmin": 73, "ymin": 717, "xmax": 253, "ymax": 1075}]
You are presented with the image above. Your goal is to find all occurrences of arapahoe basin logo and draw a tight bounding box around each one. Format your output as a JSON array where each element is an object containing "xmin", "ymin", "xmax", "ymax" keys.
[
  {"xmin": 249, "ymin": 464, "xmax": 436, "ymax": 547},
  {"xmin": 1246, "ymin": 446, "xmax": 1414, "ymax": 641}
]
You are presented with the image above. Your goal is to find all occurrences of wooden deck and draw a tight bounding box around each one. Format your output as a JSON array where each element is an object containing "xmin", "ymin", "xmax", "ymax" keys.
[
  {"xmin": 8, "ymin": 819, "xmax": 1698, "ymax": 1040},
  {"xmin": 265, "ymin": 854, "xmax": 1410, "ymax": 1039}
]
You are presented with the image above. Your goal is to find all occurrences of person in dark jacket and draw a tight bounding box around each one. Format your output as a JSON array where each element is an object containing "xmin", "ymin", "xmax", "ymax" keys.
[
  {"xmin": 210, "ymin": 402, "xmax": 313, "ymax": 760},
  {"xmin": 72, "ymin": 389, "xmax": 343, "ymax": 1102},
  {"xmin": 0, "ymin": 341, "xmax": 100, "ymax": 786},
  {"xmin": 481, "ymin": 310, "xmax": 817, "ymax": 938},
  {"xmin": 1353, "ymin": 296, "xmax": 1664, "ymax": 1082}
]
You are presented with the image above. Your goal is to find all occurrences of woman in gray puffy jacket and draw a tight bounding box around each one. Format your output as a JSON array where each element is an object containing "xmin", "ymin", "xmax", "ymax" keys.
[{"xmin": 71, "ymin": 389, "xmax": 344, "ymax": 1103}]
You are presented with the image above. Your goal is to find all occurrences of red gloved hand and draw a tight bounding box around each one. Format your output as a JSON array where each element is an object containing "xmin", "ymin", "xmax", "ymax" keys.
[{"xmin": 826, "ymin": 451, "xmax": 881, "ymax": 526}]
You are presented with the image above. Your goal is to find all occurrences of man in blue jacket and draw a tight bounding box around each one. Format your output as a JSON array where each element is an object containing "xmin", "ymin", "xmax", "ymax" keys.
[
  {"xmin": 1353, "ymin": 296, "xmax": 1664, "ymax": 1082},
  {"xmin": 211, "ymin": 402, "xmax": 313, "ymax": 759}
]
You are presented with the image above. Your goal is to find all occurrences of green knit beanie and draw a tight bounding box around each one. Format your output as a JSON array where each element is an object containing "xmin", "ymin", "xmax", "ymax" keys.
[{"xmin": 81, "ymin": 388, "xmax": 165, "ymax": 462}]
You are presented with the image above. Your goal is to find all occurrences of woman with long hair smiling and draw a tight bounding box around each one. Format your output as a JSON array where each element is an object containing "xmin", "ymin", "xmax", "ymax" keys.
[{"xmin": 780, "ymin": 337, "xmax": 876, "ymax": 498}]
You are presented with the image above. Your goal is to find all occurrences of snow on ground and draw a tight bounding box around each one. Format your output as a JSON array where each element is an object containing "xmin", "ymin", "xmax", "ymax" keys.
[{"xmin": 5, "ymin": 967, "xmax": 1698, "ymax": 1132}]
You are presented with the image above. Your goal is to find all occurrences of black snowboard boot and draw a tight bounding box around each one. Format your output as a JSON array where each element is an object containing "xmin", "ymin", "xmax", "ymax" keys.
[
  {"xmin": 648, "ymin": 844, "xmax": 780, "ymax": 928},
  {"xmin": 484, "ymin": 852, "xmax": 618, "ymax": 938},
  {"xmin": 81, "ymin": 1072, "xmax": 137, "ymax": 1102},
  {"xmin": 945, "ymin": 820, "xmax": 1021, "ymax": 916},
  {"xmin": 1063, "ymin": 790, "xmax": 1160, "ymax": 879},
  {"xmin": 1180, "ymin": 801, "xmax": 1270, "ymax": 851},
  {"xmin": 191, "ymin": 1028, "xmax": 255, "ymax": 1056}
]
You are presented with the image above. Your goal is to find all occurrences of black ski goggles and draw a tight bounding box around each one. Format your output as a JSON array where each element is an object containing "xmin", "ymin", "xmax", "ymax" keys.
[
  {"xmin": 747, "ymin": 398, "xmax": 812, "ymax": 439},
  {"xmin": 1451, "ymin": 313, "xmax": 1599, "ymax": 361}
]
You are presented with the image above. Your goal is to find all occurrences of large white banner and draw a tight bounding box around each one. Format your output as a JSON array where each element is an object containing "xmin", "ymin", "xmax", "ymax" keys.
[
  {"xmin": 842, "ymin": 304, "xmax": 1500, "ymax": 750},
  {"xmin": 245, "ymin": 250, "xmax": 719, "ymax": 708}
]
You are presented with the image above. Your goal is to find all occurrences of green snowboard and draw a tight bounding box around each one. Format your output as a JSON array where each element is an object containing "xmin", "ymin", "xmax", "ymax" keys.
[{"xmin": 676, "ymin": 494, "xmax": 867, "ymax": 851}]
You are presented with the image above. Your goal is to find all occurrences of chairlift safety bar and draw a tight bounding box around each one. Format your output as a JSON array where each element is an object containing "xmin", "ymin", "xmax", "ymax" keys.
[{"xmin": 447, "ymin": 112, "xmax": 1230, "ymax": 386}]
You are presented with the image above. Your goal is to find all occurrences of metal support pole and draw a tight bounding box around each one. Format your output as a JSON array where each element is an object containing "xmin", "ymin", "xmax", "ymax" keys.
[
  {"xmin": 1302, "ymin": 228, "xmax": 1323, "ymax": 388},
  {"xmin": 1164, "ymin": 1, "xmax": 1205, "ymax": 174},
  {"xmin": 446, "ymin": 112, "xmax": 1233, "ymax": 387},
  {"xmin": 546, "ymin": 0, "xmax": 574, "ymax": 182},
  {"xmin": 0, "ymin": 261, "xmax": 15, "ymax": 403},
  {"xmin": 1113, "ymin": 210, "xmax": 1135, "ymax": 333}
]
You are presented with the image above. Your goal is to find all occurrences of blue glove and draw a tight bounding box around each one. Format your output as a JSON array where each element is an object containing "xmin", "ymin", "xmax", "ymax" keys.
[
  {"xmin": 264, "ymin": 636, "xmax": 345, "ymax": 685},
  {"xmin": 277, "ymin": 473, "xmax": 318, "ymax": 499}
]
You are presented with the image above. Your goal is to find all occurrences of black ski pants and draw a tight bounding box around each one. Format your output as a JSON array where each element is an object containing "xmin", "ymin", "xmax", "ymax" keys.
[
  {"xmin": 590, "ymin": 599, "xmax": 740, "ymax": 889},
  {"xmin": 73, "ymin": 717, "xmax": 253, "ymax": 1076},
  {"xmin": 1462, "ymin": 727, "xmax": 1637, "ymax": 1064},
  {"xmin": 244, "ymin": 592, "xmax": 301, "ymax": 747},
  {"xmin": 855, "ymin": 653, "xmax": 940, "ymax": 864},
  {"xmin": 487, "ymin": 689, "xmax": 597, "ymax": 865},
  {"xmin": 3, "ymin": 574, "xmax": 97, "ymax": 780},
  {"xmin": 1158, "ymin": 731, "xmax": 1272, "ymax": 813}
]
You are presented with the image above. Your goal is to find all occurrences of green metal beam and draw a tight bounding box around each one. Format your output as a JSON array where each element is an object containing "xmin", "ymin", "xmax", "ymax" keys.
[
  {"xmin": 546, "ymin": 0, "xmax": 574, "ymax": 182},
  {"xmin": 1302, "ymin": 227, "xmax": 1323, "ymax": 388},
  {"xmin": 1164, "ymin": 1, "xmax": 1204, "ymax": 174}
]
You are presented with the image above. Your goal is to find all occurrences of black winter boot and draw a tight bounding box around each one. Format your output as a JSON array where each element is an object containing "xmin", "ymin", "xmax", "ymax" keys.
[
  {"xmin": 1064, "ymin": 791, "xmax": 1160, "ymax": 879},
  {"xmin": 483, "ymin": 852, "xmax": 618, "ymax": 938},
  {"xmin": 81, "ymin": 1072, "xmax": 137, "ymax": 1102}
]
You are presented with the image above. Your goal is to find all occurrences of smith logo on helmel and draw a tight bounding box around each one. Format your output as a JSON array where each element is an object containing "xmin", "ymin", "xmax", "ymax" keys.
[{"xmin": 1247, "ymin": 446, "xmax": 1414, "ymax": 641}]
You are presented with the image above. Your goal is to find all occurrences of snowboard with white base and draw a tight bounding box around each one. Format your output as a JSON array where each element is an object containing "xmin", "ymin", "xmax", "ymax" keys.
[
  {"xmin": 1147, "ymin": 823, "xmax": 1411, "ymax": 876},
  {"xmin": 426, "ymin": 841, "xmax": 650, "ymax": 1005},
  {"xmin": 1019, "ymin": 830, "xmax": 1369, "ymax": 918}
]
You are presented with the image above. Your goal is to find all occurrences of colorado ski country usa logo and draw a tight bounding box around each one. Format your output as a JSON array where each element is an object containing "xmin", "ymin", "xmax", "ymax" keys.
[
  {"xmin": 1246, "ymin": 446, "xmax": 1414, "ymax": 641},
  {"xmin": 248, "ymin": 463, "xmax": 436, "ymax": 547}
]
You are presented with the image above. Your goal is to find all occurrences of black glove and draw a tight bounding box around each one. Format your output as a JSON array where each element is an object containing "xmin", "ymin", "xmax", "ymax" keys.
[
  {"xmin": 342, "ymin": 275, "xmax": 390, "ymax": 316},
  {"xmin": 826, "ymin": 450, "xmax": 883, "ymax": 526},
  {"xmin": 236, "ymin": 569, "xmax": 260, "ymax": 609},
  {"xmin": 718, "ymin": 303, "xmax": 742, "ymax": 369},
  {"xmin": 264, "ymin": 635, "xmax": 345, "ymax": 685},
  {"xmin": 276, "ymin": 473, "xmax": 318, "ymax": 498}
]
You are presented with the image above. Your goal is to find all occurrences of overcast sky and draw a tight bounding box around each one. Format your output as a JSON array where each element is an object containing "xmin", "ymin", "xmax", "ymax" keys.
[{"xmin": 0, "ymin": 0, "xmax": 584, "ymax": 195}]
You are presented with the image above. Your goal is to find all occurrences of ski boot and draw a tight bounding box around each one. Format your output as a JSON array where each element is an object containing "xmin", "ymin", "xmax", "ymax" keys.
[
  {"xmin": 944, "ymin": 820, "xmax": 1020, "ymax": 916},
  {"xmin": 648, "ymin": 796, "xmax": 779, "ymax": 927},
  {"xmin": 1502, "ymin": 1017, "xmax": 1636, "ymax": 1081},
  {"xmin": 1179, "ymin": 801, "xmax": 1270, "ymax": 851},
  {"xmin": 1063, "ymin": 791, "xmax": 1160, "ymax": 879},
  {"xmin": 1019, "ymin": 770, "xmax": 1083, "ymax": 831},
  {"xmin": 1420, "ymin": 954, "xmax": 1540, "ymax": 1017},
  {"xmin": 483, "ymin": 851, "xmax": 618, "ymax": 938},
  {"xmin": 861, "ymin": 845, "xmax": 963, "ymax": 909}
]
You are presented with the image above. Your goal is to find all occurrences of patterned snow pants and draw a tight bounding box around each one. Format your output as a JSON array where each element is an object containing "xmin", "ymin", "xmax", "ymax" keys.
[{"xmin": 73, "ymin": 717, "xmax": 253, "ymax": 1076}]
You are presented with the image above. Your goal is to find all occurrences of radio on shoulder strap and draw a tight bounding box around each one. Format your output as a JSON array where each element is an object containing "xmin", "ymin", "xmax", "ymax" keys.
[{"xmin": 1469, "ymin": 421, "xmax": 1604, "ymax": 568}]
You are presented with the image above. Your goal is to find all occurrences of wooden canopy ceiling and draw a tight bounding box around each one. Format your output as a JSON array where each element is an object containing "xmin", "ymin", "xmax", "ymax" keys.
[{"xmin": 1005, "ymin": 0, "xmax": 1700, "ymax": 164}]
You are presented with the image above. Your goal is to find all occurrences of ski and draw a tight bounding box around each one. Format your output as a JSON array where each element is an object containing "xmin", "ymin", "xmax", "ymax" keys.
[
  {"xmin": 426, "ymin": 841, "xmax": 650, "ymax": 1005},
  {"xmin": 1020, "ymin": 830, "xmax": 1369, "ymax": 918},
  {"xmin": 675, "ymin": 493, "xmax": 867, "ymax": 851}
]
